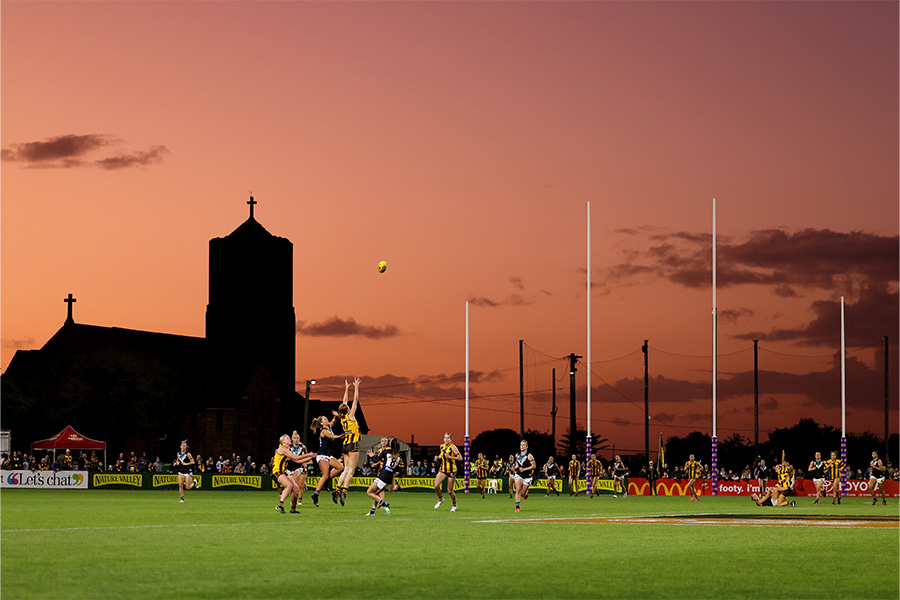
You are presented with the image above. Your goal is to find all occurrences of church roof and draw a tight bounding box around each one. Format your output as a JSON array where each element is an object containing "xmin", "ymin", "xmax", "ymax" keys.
[{"xmin": 225, "ymin": 216, "xmax": 279, "ymax": 241}]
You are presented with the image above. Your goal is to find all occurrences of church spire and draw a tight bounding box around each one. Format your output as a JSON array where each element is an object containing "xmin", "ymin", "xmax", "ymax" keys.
[
  {"xmin": 247, "ymin": 195, "xmax": 257, "ymax": 219},
  {"xmin": 64, "ymin": 293, "xmax": 76, "ymax": 324}
]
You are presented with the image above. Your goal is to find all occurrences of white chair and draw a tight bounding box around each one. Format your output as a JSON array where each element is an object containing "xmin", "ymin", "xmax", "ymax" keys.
[{"xmin": 487, "ymin": 479, "xmax": 498, "ymax": 494}]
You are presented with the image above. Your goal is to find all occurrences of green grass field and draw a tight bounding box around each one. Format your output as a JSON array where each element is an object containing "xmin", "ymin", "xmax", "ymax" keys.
[{"xmin": 2, "ymin": 488, "xmax": 898, "ymax": 599}]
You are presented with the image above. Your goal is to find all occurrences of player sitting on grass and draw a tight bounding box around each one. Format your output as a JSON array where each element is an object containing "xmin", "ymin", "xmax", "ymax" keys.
[{"xmin": 751, "ymin": 488, "xmax": 795, "ymax": 507}]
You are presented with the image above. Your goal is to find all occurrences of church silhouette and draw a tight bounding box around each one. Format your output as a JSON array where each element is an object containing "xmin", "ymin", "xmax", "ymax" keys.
[{"xmin": 2, "ymin": 197, "xmax": 367, "ymax": 463}]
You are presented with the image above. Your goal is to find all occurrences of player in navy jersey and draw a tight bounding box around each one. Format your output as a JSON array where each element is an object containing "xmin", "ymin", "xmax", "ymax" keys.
[
  {"xmin": 512, "ymin": 440, "xmax": 536, "ymax": 512},
  {"xmin": 807, "ymin": 452, "xmax": 826, "ymax": 504},
  {"xmin": 309, "ymin": 415, "xmax": 344, "ymax": 507},
  {"xmin": 174, "ymin": 440, "xmax": 199, "ymax": 503},
  {"xmin": 365, "ymin": 437, "xmax": 401, "ymax": 516},
  {"xmin": 868, "ymin": 451, "xmax": 887, "ymax": 505}
]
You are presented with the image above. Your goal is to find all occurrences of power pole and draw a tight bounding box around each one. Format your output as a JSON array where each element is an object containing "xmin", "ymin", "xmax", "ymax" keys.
[
  {"xmin": 551, "ymin": 368, "xmax": 558, "ymax": 455},
  {"xmin": 754, "ymin": 340, "xmax": 759, "ymax": 459},
  {"xmin": 567, "ymin": 353, "xmax": 582, "ymax": 455},
  {"xmin": 885, "ymin": 335, "xmax": 890, "ymax": 464},
  {"xmin": 642, "ymin": 340, "xmax": 649, "ymax": 466},
  {"xmin": 519, "ymin": 340, "xmax": 525, "ymax": 440}
]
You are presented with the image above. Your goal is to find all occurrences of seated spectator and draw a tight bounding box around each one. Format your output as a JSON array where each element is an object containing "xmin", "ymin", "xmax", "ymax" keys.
[
  {"xmin": 258, "ymin": 461, "xmax": 268, "ymax": 475},
  {"xmin": 115, "ymin": 453, "xmax": 127, "ymax": 473},
  {"xmin": 741, "ymin": 466, "xmax": 752, "ymax": 480},
  {"xmin": 221, "ymin": 460, "xmax": 234, "ymax": 474},
  {"xmin": 215, "ymin": 456, "xmax": 225, "ymax": 473},
  {"xmin": 413, "ymin": 460, "xmax": 424, "ymax": 476},
  {"xmin": 361, "ymin": 463, "xmax": 372, "ymax": 476},
  {"xmin": 205, "ymin": 456, "xmax": 215, "ymax": 472},
  {"xmin": 153, "ymin": 457, "xmax": 164, "ymax": 473},
  {"xmin": 249, "ymin": 462, "xmax": 258, "ymax": 473},
  {"xmin": 137, "ymin": 452, "xmax": 150, "ymax": 472},
  {"xmin": 244, "ymin": 456, "xmax": 254, "ymax": 473},
  {"xmin": 234, "ymin": 461, "xmax": 246, "ymax": 474},
  {"xmin": 38, "ymin": 456, "xmax": 50, "ymax": 471},
  {"xmin": 194, "ymin": 455, "xmax": 205, "ymax": 473}
]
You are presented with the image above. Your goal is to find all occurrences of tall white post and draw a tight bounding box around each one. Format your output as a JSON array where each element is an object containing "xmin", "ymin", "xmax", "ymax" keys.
[
  {"xmin": 840, "ymin": 296, "xmax": 847, "ymax": 494},
  {"xmin": 586, "ymin": 202, "xmax": 593, "ymax": 494},
  {"xmin": 711, "ymin": 198, "xmax": 718, "ymax": 495},
  {"xmin": 464, "ymin": 301, "xmax": 470, "ymax": 492}
]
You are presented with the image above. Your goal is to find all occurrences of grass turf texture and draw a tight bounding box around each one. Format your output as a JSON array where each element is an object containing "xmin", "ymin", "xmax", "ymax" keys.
[{"xmin": 2, "ymin": 489, "xmax": 898, "ymax": 599}]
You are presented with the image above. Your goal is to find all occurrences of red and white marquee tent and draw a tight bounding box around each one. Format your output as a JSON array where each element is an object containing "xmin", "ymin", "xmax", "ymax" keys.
[{"xmin": 31, "ymin": 425, "xmax": 106, "ymax": 467}]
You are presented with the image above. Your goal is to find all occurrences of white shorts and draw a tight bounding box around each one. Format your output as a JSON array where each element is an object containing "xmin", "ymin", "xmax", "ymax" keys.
[
  {"xmin": 514, "ymin": 475, "xmax": 532, "ymax": 487},
  {"xmin": 547, "ymin": 475, "xmax": 556, "ymax": 481},
  {"xmin": 871, "ymin": 477, "xmax": 885, "ymax": 484},
  {"xmin": 317, "ymin": 454, "xmax": 334, "ymax": 463},
  {"xmin": 813, "ymin": 478, "xmax": 825, "ymax": 486},
  {"xmin": 374, "ymin": 477, "xmax": 390, "ymax": 490}
]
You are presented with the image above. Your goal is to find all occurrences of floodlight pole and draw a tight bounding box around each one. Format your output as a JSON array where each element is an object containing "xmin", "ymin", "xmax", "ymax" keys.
[
  {"xmin": 464, "ymin": 302, "xmax": 470, "ymax": 492},
  {"xmin": 586, "ymin": 201, "xmax": 592, "ymax": 495},
  {"xmin": 711, "ymin": 199, "xmax": 718, "ymax": 496}
]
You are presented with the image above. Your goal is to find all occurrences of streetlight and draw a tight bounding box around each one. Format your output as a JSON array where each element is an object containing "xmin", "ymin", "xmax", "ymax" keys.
[{"xmin": 303, "ymin": 379, "xmax": 316, "ymax": 447}]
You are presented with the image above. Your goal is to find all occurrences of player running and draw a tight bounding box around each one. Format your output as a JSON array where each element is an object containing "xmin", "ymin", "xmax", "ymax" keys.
[
  {"xmin": 611, "ymin": 455, "xmax": 628, "ymax": 498},
  {"xmin": 473, "ymin": 452, "xmax": 489, "ymax": 498},
  {"xmin": 175, "ymin": 440, "xmax": 199, "ymax": 503},
  {"xmin": 568, "ymin": 454, "xmax": 582, "ymax": 497},
  {"xmin": 808, "ymin": 452, "xmax": 826, "ymax": 504},
  {"xmin": 433, "ymin": 432, "xmax": 461, "ymax": 511},
  {"xmin": 684, "ymin": 454, "xmax": 702, "ymax": 502},
  {"xmin": 586, "ymin": 453, "xmax": 603, "ymax": 498},
  {"xmin": 825, "ymin": 451, "xmax": 844, "ymax": 505},
  {"xmin": 543, "ymin": 456, "xmax": 561, "ymax": 497},
  {"xmin": 869, "ymin": 451, "xmax": 887, "ymax": 505},
  {"xmin": 512, "ymin": 439, "xmax": 536, "ymax": 513}
]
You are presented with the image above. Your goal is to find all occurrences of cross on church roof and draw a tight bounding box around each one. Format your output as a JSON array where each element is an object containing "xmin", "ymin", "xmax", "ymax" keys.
[
  {"xmin": 248, "ymin": 195, "xmax": 257, "ymax": 219},
  {"xmin": 64, "ymin": 293, "xmax": 76, "ymax": 323}
]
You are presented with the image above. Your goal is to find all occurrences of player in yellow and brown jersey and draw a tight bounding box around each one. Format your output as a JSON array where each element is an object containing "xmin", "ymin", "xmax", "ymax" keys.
[
  {"xmin": 825, "ymin": 451, "xmax": 845, "ymax": 504},
  {"xmin": 568, "ymin": 454, "xmax": 582, "ymax": 497},
  {"xmin": 473, "ymin": 453, "xmax": 489, "ymax": 498},
  {"xmin": 335, "ymin": 378, "xmax": 362, "ymax": 506},
  {"xmin": 586, "ymin": 454, "xmax": 603, "ymax": 498},
  {"xmin": 433, "ymin": 432, "xmax": 461, "ymax": 511},
  {"xmin": 684, "ymin": 454, "xmax": 702, "ymax": 501},
  {"xmin": 272, "ymin": 434, "xmax": 317, "ymax": 514}
]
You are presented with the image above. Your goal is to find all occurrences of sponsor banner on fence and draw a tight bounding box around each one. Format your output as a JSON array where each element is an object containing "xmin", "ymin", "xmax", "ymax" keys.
[
  {"xmin": 628, "ymin": 477, "xmax": 900, "ymax": 497},
  {"xmin": 1, "ymin": 470, "xmax": 88, "ymax": 489},
  {"xmin": 212, "ymin": 474, "xmax": 263, "ymax": 489},
  {"xmin": 93, "ymin": 473, "xmax": 143, "ymax": 488}
]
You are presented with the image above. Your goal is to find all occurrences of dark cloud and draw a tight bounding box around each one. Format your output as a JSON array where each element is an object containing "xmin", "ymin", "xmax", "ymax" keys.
[
  {"xmin": 2, "ymin": 134, "xmax": 167, "ymax": 169},
  {"xmin": 509, "ymin": 276, "xmax": 524, "ymax": 290},
  {"xmin": 719, "ymin": 307, "xmax": 754, "ymax": 323},
  {"xmin": 1, "ymin": 336, "xmax": 35, "ymax": 349},
  {"xmin": 95, "ymin": 146, "xmax": 168, "ymax": 170},
  {"xmin": 467, "ymin": 294, "xmax": 534, "ymax": 308},
  {"xmin": 1, "ymin": 134, "xmax": 114, "ymax": 163},
  {"xmin": 302, "ymin": 369, "xmax": 508, "ymax": 403},
  {"xmin": 735, "ymin": 283, "xmax": 898, "ymax": 347},
  {"xmin": 606, "ymin": 227, "xmax": 898, "ymax": 292},
  {"xmin": 296, "ymin": 316, "xmax": 400, "ymax": 339}
]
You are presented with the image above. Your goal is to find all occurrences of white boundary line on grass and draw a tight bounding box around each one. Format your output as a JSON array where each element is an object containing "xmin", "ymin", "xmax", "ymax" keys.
[{"xmin": 3, "ymin": 517, "xmax": 415, "ymax": 534}]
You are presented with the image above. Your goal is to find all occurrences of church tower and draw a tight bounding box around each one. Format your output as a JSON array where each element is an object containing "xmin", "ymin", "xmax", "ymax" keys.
[{"xmin": 206, "ymin": 197, "xmax": 296, "ymax": 404}]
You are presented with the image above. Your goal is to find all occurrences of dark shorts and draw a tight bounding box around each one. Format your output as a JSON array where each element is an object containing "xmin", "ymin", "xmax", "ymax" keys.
[{"xmin": 342, "ymin": 442, "xmax": 359, "ymax": 454}]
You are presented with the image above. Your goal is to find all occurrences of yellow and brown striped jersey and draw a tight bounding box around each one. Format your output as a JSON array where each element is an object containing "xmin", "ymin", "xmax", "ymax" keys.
[
  {"xmin": 440, "ymin": 443, "xmax": 458, "ymax": 474},
  {"xmin": 587, "ymin": 457, "xmax": 602, "ymax": 477},
  {"xmin": 569, "ymin": 457, "xmax": 581, "ymax": 478},
  {"xmin": 825, "ymin": 458, "xmax": 844, "ymax": 480},
  {"xmin": 474, "ymin": 458, "xmax": 489, "ymax": 479},
  {"xmin": 341, "ymin": 416, "xmax": 360, "ymax": 446},
  {"xmin": 272, "ymin": 451, "xmax": 288, "ymax": 476},
  {"xmin": 684, "ymin": 460, "xmax": 702, "ymax": 479}
]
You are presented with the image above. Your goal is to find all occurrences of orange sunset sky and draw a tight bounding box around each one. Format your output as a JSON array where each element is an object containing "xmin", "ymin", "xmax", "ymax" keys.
[{"xmin": 2, "ymin": 1, "xmax": 897, "ymax": 456}]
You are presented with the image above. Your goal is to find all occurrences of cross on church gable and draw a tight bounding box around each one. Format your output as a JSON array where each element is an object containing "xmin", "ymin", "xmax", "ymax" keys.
[
  {"xmin": 247, "ymin": 195, "xmax": 257, "ymax": 218},
  {"xmin": 64, "ymin": 293, "xmax": 76, "ymax": 323}
]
